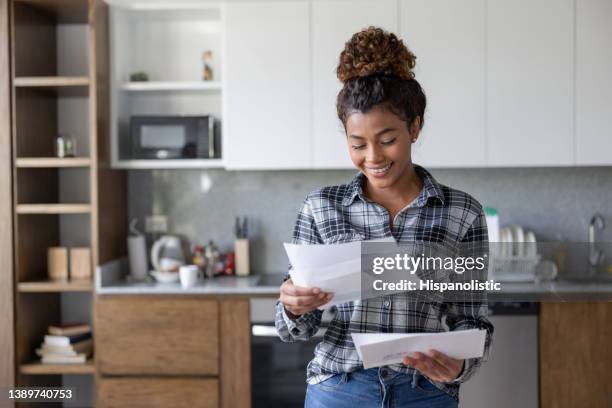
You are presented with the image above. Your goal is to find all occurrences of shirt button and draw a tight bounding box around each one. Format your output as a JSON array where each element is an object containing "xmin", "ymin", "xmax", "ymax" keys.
[{"xmin": 383, "ymin": 300, "xmax": 391, "ymax": 308}]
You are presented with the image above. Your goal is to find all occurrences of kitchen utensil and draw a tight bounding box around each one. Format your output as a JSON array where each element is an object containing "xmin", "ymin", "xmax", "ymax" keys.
[
  {"xmin": 525, "ymin": 231, "xmax": 537, "ymax": 258},
  {"xmin": 179, "ymin": 265, "xmax": 200, "ymax": 288},
  {"xmin": 151, "ymin": 235, "xmax": 185, "ymax": 272},
  {"xmin": 234, "ymin": 216, "xmax": 248, "ymax": 239},
  {"xmin": 128, "ymin": 218, "xmax": 148, "ymax": 280},
  {"xmin": 151, "ymin": 270, "xmax": 180, "ymax": 283},
  {"xmin": 511, "ymin": 225, "xmax": 524, "ymax": 256}
]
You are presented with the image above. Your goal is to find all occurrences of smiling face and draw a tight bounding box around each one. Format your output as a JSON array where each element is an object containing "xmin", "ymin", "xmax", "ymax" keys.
[{"xmin": 345, "ymin": 106, "xmax": 420, "ymax": 192}]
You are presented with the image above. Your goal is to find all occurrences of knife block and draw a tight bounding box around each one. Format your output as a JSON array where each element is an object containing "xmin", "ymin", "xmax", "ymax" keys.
[{"xmin": 234, "ymin": 239, "xmax": 250, "ymax": 276}]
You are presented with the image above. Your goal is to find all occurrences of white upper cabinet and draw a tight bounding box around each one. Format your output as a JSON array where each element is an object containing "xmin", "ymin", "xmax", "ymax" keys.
[
  {"xmin": 575, "ymin": 0, "xmax": 612, "ymax": 165},
  {"xmin": 224, "ymin": 1, "xmax": 311, "ymax": 170},
  {"xmin": 486, "ymin": 0, "xmax": 574, "ymax": 166},
  {"xmin": 311, "ymin": 0, "xmax": 397, "ymax": 169},
  {"xmin": 400, "ymin": 0, "xmax": 486, "ymax": 168}
]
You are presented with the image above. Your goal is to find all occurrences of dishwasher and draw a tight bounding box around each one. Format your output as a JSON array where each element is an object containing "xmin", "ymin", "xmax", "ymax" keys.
[{"xmin": 250, "ymin": 299, "xmax": 538, "ymax": 408}]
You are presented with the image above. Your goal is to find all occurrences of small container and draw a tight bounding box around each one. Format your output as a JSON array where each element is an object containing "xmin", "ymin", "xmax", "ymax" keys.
[
  {"xmin": 55, "ymin": 135, "xmax": 66, "ymax": 158},
  {"xmin": 64, "ymin": 135, "xmax": 76, "ymax": 157},
  {"xmin": 48, "ymin": 247, "xmax": 68, "ymax": 281}
]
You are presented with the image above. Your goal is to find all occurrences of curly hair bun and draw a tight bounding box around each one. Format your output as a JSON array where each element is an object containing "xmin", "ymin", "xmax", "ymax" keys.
[{"xmin": 336, "ymin": 26, "xmax": 416, "ymax": 83}]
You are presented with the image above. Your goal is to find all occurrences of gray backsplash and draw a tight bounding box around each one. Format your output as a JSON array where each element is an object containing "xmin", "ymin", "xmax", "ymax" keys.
[{"xmin": 128, "ymin": 166, "xmax": 612, "ymax": 275}]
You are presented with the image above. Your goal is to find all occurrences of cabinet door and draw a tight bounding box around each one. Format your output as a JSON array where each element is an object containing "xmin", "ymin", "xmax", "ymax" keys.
[
  {"xmin": 312, "ymin": 0, "xmax": 397, "ymax": 169},
  {"xmin": 224, "ymin": 1, "xmax": 310, "ymax": 169},
  {"xmin": 575, "ymin": 0, "xmax": 612, "ymax": 165},
  {"xmin": 487, "ymin": 0, "xmax": 574, "ymax": 166},
  {"xmin": 98, "ymin": 378, "xmax": 219, "ymax": 408},
  {"xmin": 96, "ymin": 296, "xmax": 219, "ymax": 376},
  {"xmin": 401, "ymin": 0, "xmax": 486, "ymax": 168}
]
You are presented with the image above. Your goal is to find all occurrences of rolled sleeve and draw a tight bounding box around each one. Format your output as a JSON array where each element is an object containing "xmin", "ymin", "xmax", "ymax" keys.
[{"xmin": 274, "ymin": 196, "xmax": 325, "ymax": 342}]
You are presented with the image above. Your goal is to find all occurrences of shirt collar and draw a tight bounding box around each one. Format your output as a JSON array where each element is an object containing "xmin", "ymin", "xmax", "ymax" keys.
[{"xmin": 341, "ymin": 164, "xmax": 445, "ymax": 207}]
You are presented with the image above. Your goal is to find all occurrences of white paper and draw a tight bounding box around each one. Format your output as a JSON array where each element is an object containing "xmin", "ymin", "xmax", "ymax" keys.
[
  {"xmin": 283, "ymin": 237, "xmax": 395, "ymax": 307},
  {"xmin": 351, "ymin": 329, "xmax": 487, "ymax": 369}
]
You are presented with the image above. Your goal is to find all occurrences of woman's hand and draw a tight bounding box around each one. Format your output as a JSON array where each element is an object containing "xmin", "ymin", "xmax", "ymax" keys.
[
  {"xmin": 280, "ymin": 278, "xmax": 334, "ymax": 318},
  {"xmin": 403, "ymin": 350, "xmax": 464, "ymax": 383}
]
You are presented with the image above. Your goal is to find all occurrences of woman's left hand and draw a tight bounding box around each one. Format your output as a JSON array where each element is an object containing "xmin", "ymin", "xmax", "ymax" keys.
[{"xmin": 403, "ymin": 350, "xmax": 464, "ymax": 383}]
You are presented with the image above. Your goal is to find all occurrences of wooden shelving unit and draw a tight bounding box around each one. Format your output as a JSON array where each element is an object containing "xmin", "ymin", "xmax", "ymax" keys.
[
  {"xmin": 14, "ymin": 76, "xmax": 90, "ymax": 87},
  {"xmin": 20, "ymin": 360, "xmax": 95, "ymax": 375},
  {"xmin": 8, "ymin": 0, "xmax": 127, "ymax": 399},
  {"xmin": 16, "ymin": 203, "xmax": 91, "ymax": 214},
  {"xmin": 16, "ymin": 157, "xmax": 91, "ymax": 167},
  {"xmin": 18, "ymin": 280, "xmax": 93, "ymax": 292}
]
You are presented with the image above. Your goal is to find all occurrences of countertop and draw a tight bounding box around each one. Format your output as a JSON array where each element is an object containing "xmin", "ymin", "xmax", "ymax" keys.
[{"xmin": 97, "ymin": 259, "xmax": 612, "ymax": 300}]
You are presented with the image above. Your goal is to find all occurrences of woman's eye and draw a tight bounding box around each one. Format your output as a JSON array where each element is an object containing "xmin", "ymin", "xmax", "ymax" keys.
[
  {"xmin": 381, "ymin": 138, "xmax": 397, "ymax": 145},
  {"xmin": 352, "ymin": 145, "xmax": 366, "ymax": 150}
]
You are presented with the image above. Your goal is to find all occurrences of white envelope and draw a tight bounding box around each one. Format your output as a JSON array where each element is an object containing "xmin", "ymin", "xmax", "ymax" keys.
[
  {"xmin": 283, "ymin": 237, "xmax": 395, "ymax": 307},
  {"xmin": 351, "ymin": 329, "xmax": 487, "ymax": 369}
]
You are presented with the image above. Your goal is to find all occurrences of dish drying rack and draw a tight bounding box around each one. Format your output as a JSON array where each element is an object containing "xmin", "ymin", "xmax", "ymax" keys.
[{"xmin": 489, "ymin": 253, "xmax": 541, "ymax": 282}]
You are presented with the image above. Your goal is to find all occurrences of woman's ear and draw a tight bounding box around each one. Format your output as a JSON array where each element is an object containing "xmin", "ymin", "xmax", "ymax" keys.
[{"xmin": 410, "ymin": 117, "xmax": 421, "ymax": 142}]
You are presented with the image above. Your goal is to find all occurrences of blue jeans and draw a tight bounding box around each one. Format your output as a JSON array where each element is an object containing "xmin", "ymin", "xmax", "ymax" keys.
[{"xmin": 305, "ymin": 368, "xmax": 458, "ymax": 408}]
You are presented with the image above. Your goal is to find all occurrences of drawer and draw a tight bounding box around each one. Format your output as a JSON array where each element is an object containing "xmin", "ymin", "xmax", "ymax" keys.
[
  {"xmin": 97, "ymin": 377, "xmax": 218, "ymax": 408},
  {"xmin": 96, "ymin": 296, "xmax": 219, "ymax": 375}
]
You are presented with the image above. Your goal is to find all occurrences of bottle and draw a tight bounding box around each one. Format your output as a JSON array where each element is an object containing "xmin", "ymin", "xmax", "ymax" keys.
[{"xmin": 484, "ymin": 207, "xmax": 500, "ymax": 243}]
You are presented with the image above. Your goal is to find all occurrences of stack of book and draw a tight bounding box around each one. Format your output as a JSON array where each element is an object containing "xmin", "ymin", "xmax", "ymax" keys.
[{"xmin": 36, "ymin": 324, "xmax": 93, "ymax": 364}]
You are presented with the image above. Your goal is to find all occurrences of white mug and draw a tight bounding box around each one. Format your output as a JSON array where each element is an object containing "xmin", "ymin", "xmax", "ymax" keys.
[{"xmin": 179, "ymin": 265, "xmax": 200, "ymax": 288}]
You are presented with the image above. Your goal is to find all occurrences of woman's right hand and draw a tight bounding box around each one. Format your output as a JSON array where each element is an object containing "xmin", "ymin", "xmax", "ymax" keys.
[{"xmin": 280, "ymin": 278, "xmax": 334, "ymax": 318}]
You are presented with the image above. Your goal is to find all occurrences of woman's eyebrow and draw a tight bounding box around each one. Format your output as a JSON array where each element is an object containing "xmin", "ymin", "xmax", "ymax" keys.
[{"xmin": 349, "ymin": 128, "xmax": 396, "ymax": 139}]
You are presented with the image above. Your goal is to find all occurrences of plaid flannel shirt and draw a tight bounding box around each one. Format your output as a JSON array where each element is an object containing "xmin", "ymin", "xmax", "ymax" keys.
[{"xmin": 275, "ymin": 164, "xmax": 494, "ymax": 400}]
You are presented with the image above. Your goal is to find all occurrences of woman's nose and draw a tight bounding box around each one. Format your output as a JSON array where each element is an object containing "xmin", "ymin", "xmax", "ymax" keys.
[{"xmin": 366, "ymin": 146, "xmax": 384, "ymax": 163}]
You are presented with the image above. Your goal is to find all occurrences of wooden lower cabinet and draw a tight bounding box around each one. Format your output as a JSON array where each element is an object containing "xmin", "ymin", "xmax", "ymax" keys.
[
  {"xmin": 97, "ymin": 377, "xmax": 218, "ymax": 408},
  {"xmin": 539, "ymin": 302, "xmax": 612, "ymax": 408},
  {"xmin": 95, "ymin": 296, "xmax": 251, "ymax": 408}
]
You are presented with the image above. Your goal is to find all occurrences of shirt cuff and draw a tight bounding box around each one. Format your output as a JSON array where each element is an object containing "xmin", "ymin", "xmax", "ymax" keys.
[
  {"xmin": 448, "ymin": 358, "xmax": 474, "ymax": 384},
  {"xmin": 281, "ymin": 306, "xmax": 309, "ymax": 337}
]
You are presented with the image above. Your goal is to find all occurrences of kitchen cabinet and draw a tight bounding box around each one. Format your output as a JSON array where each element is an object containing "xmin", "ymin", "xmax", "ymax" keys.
[
  {"xmin": 311, "ymin": 0, "xmax": 397, "ymax": 169},
  {"xmin": 98, "ymin": 378, "xmax": 219, "ymax": 408},
  {"xmin": 539, "ymin": 302, "xmax": 612, "ymax": 407},
  {"xmin": 97, "ymin": 297, "xmax": 219, "ymax": 375},
  {"xmin": 575, "ymin": 0, "xmax": 612, "ymax": 165},
  {"xmin": 486, "ymin": 0, "xmax": 574, "ymax": 166},
  {"xmin": 95, "ymin": 296, "xmax": 250, "ymax": 408},
  {"xmin": 400, "ymin": 0, "xmax": 486, "ymax": 168},
  {"xmin": 224, "ymin": 1, "xmax": 311, "ymax": 170}
]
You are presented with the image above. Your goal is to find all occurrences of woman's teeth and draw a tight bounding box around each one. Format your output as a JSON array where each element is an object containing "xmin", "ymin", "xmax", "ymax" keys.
[{"xmin": 367, "ymin": 163, "xmax": 391, "ymax": 174}]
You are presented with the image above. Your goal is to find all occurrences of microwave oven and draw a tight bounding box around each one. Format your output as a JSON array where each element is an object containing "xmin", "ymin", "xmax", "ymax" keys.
[{"xmin": 127, "ymin": 115, "xmax": 219, "ymax": 160}]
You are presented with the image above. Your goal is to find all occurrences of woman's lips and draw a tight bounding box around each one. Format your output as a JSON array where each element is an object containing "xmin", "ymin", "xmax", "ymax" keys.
[{"xmin": 365, "ymin": 162, "xmax": 393, "ymax": 178}]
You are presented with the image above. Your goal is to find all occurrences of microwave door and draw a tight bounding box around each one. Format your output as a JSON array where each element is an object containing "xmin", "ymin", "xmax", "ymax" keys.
[{"xmin": 139, "ymin": 124, "xmax": 186, "ymax": 159}]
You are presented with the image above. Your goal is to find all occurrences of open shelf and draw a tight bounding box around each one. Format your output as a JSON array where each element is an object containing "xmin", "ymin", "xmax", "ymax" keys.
[
  {"xmin": 16, "ymin": 157, "xmax": 91, "ymax": 168},
  {"xmin": 14, "ymin": 76, "xmax": 89, "ymax": 87},
  {"xmin": 14, "ymin": 0, "xmax": 89, "ymax": 24},
  {"xmin": 18, "ymin": 280, "xmax": 93, "ymax": 293},
  {"xmin": 113, "ymin": 158, "xmax": 224, "ymax": 169},
  {"xmin": 20, "ymin": 360, "xmax": 95, "ymax": 375},
  {"xmin": 121, "ymin": 81, "xmax": 221, "ymax": 92},
  {"xmin": 16, "ymin": 204, "xmax": 91, "ymax": 214}
]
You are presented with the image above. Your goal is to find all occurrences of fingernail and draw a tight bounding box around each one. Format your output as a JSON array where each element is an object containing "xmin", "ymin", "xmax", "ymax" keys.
[{"xmin": 313, "ymin": 288, "xmax": 320, "ymax": 294}]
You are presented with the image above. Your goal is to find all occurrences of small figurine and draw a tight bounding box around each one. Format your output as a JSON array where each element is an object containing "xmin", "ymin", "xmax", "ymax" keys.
[{"xmin": 202, "ymin": 50, "xmax": 213, "ymax": 81}]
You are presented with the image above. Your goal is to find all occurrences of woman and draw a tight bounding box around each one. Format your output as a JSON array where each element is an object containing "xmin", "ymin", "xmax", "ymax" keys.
[{"xmin": 275, "ymin": 27, "xmax": 493, "ymax": 407}]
